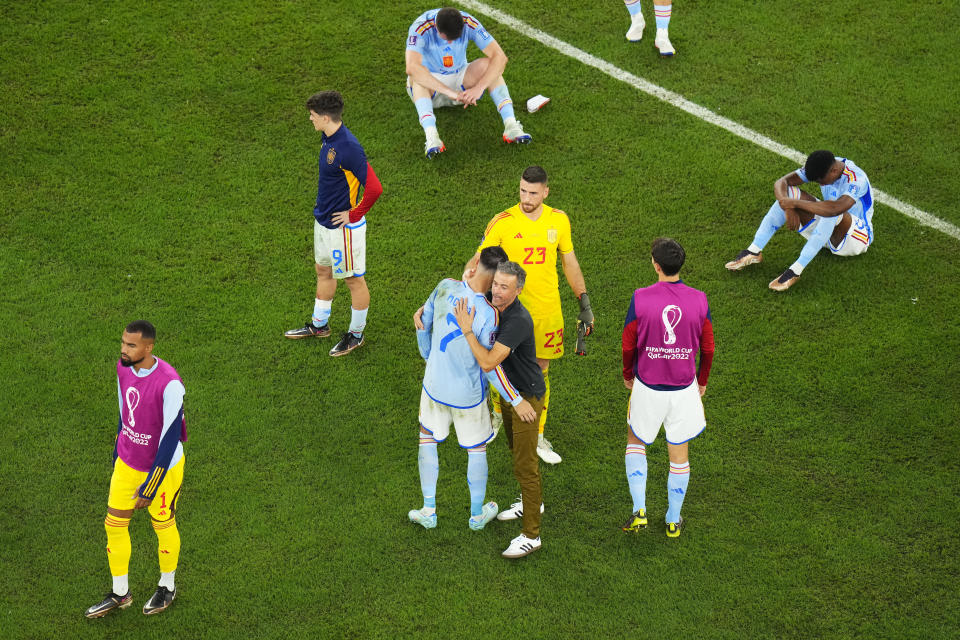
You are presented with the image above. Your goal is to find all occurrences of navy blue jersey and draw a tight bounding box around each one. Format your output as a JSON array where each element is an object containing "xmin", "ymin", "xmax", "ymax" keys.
[{"xmin": 314, "ymin": 124, "xmax": 371, "ymax": 229}]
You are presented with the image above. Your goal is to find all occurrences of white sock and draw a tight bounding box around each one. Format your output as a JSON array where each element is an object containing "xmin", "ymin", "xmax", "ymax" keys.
[
  {"xmin": 503, "ymin": 116, "xmax": 517, "ymax": 128},
  {"xmin": 349, "ymin": 307, "xmax": 368, "ymax": 336},
  {"xmin": 159, "ymin": 571, "xmax": 176, "ymax": 590},
  {"xmin": 788, "ymin": 261, "xmax": 805, "ymax": 275},
  {"xmin": 312, "ymin": 298, "xmax": 332, "ymax": 328},
  {"xmin": 113, "ymin": 574, "xmax": 129, "ymax": 596},
  {"xmin": 748, "ymin": 243, "xmax": 762, "ymax": 254}
]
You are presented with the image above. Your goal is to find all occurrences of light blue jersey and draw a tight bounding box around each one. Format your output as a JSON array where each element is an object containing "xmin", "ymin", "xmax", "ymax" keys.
[
  {"xmin": 406, "ymin": 9, "xmax": 496, "ymax": 75},
  {"xmin": 418, "ymin": 279, "xmax": 521, "ymax": 409},
  {"xmin": 797, "ymin": 157, "xmax": 874, "ymax": 242}
]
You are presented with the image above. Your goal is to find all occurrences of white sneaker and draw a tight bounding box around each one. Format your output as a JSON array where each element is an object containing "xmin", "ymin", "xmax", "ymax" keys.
[
  {"xmin": 502, "ymin": 534, "xmax": 541, "ymax": 558},
  {"xmin": 502, "ymin": 119, "xmax": 532, "ymax": 144},
  {"xmin": 408, "ymin": 508, "xmax": 437, "ymax": 529},
  {"xmin": 537, "ymin": 435, "xmax": 562, "ymax": 464},
  {"xmin": 655, "ymin": 29, "xmax": 675, "ymax": 56},
  {"xmin": 424, "ymin": 128, "xmax": 445, "ymax": 159},
  {"xmin": 626, "ymin": 13, "xmax": 645, "ymax": 41},
  {"xmin": 468, "ymin": 501, "xmax": 498, "ymax": 530},
  {"xmin": 497, "ymin": 497, "xmax": 545, "ymax": 521}
]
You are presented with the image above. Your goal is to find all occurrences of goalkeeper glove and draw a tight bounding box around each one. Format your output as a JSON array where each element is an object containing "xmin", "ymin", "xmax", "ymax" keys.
[{"xmin": 575, "ymin": 292, "xmax": 594, "ymax": 355}]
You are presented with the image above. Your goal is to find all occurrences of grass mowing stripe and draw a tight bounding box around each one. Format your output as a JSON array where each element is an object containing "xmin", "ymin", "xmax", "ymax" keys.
[{"xmin": 459, "ymin": 0, "xmax": 960, "ymax": 242}]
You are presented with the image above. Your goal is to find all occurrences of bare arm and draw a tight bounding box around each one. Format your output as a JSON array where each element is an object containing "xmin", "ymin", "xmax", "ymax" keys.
[
  {"xmin": 453, "ymin": 298, "xmax": 511, "ymax": 371},
  {"xmin": 405, "ymin": 49, "xmax": 460, "ymax": 101},
  {"xmin": 468, "ymin": 336, "xmax": 511, "ymax": 372},
  {"xmin": 773, "ymin": 171, "xmax": 805, "ymax": 201},
  {"xmin": 459, "ymin": 41, "xmax": 508, "ymax": 105},
  {"xmin": 561, "ymin": 251, "xmax": 587, "ymax": 298},
  {"xmin": 775, "ymin": 171, "xmax": 808, "ymax": 231},
  {"xmin": 789, "ymin": 195, "xmax": 855, "ymax": 218}
]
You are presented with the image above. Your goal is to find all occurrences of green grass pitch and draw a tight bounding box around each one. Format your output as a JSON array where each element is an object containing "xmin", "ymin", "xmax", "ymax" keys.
[{"xmin": 2, "ymin": 1, "xmax": 958, "ymax": 638}]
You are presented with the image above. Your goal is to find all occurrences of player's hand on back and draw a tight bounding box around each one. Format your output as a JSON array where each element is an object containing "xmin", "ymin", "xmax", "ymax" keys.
[
  {"xmin": 413, "ymin": 306, "xmax": 425, "ymax": 330},
  {"xmin": 452, "ymin": 298, "xmax": 475, "ymax": 333}
]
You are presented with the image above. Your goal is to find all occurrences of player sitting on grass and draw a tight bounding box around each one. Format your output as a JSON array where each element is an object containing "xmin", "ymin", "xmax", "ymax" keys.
[
  {"xmin": 405, "ymin": 6, "xmax": 531, "ymax": 158},
  {"xmin": 725, "ymin": 150, "xmax": 875, "ymax": 291}
]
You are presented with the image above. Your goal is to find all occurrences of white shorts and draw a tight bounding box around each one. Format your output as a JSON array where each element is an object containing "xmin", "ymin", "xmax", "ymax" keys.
[
  {"xmin": 627, "ymin": 380, "xmax": 705, "ymax": 445},
  {"xmin": 419, "ymin": 388, "xmax": 493, "ymax": 449},
  {"xmin": 406, "ymin": 68, "xmax": 468, "ymax": 108},
  {"xmin": 314, "ymin": 219, "xmax": 366, "ymax": 279},
  {"xmin": 799, "ymin": 212, "xmax": 873, "ymax": 257}
]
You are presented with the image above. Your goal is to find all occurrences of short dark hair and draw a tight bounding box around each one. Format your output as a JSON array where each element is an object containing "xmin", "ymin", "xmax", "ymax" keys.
[
  {"xmin": 306, "ymin": 91, "xmax": 344, "ymax": 121},
  {"xmin": 478, "ymin": 246, "xmax": 508, "ymax": 273},
  {"xmin": 651, "ymin": 238, "xmax": 685, "ymax": 276},
  {"xmin": 804, "ymin": 150, "xmax": 835, "ymax": 182},
  {"xmin": 125, "ymin": 319, "xmax": 156, "ymax": 340},
  {"xmin": 521, "ymin": 165, "xmax": 548, "ymax": 185},
  {"xmin": 496, "ymin": 261, "xmax": 526, "ymax": 289},
  {"xmin": 436, "ymin": 8, "xmax": 464, "ymax": 40}
]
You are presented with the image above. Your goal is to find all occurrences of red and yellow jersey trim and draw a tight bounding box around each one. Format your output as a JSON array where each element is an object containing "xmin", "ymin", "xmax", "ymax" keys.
[
  {"xmin": 342, "ymin": 169, "xmax": 360, "ymax": 207},
  {"xmin": 342, "ymin": 227, "xmax": 354, "ymax": 271},
  {"xmin": 492, "ymin": 365, "xmax": 519, "ymax": 402},
  {"xmin": 841, "ymin": 167, "xmax": 857, "ymax": 182},
  {"xmin": 463, "ymin": 15, "xmax": 480, "ymax": 29},
  {"xmin": 483, "ymin": 211, "xmax": 511, "ymax": 238},
  {"xmin": 416, "ymin": 20, "xmax": 435, "ymax": 35}
]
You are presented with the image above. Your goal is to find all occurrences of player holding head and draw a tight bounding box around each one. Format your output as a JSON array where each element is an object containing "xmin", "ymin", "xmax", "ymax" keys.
[
  {"xmin": 405, "ymin": 6, "xmax": 531, "ymax": 158},
  {"xmin": 624, "ymin": 0, "xmax": 676, "ymax": 56},
  {"xmin": 621, "ymin": 239, "xmax": 714, "ymax": 538},
  {"xmin": 409, "ymin": 247, "xmax": 538, "ymax": 531},
  {"xmin": 725, "ymin": 149, "xmax": 874, "ymax": 291},
  {"xmin": 466, "ymin": 165, "xmax": 594, "ymax": 466},
  {"xmin": 85, "ymin": 321, "xmax": 187, "ymax": 618},
  {"xmin": 284, "ymin": 91, "xmax": 383, "ymax": 355}
]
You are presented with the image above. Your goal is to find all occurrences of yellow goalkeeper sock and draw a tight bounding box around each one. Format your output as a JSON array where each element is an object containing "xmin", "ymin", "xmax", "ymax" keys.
[
  {"xmin": 538, "ymin": 369, "xmax": 550, "ymax": 434},
  {"xmin": 104, "ymin": 514, "xmax": 131, "ymax": 579},
  {"xmin": 489, "ymin": 384, "xmax": 502, "ymax": 414},
  {"xmin": 152, "ymin": 517, "xmax": 181, "ymax": 573}
]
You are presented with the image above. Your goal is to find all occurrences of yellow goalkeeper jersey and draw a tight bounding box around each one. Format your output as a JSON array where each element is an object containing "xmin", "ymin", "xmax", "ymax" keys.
[{"xmin": 477, "ymin": 204, "xmax": 573, "ymax": 315}]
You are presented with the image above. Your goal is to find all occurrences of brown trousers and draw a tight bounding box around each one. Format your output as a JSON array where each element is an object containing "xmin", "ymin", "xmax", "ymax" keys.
[{"xmin": 499, "ymin": 394, "xmax": 544, "ymax": 538}]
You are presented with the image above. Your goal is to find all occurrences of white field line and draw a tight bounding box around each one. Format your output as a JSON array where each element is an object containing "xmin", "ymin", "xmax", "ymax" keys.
[{"xmin": 459, "ymin": 0, "xmax": 960, "ymax": 241}]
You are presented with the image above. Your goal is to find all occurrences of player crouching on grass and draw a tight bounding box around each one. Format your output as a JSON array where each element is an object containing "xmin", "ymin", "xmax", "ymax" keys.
[
  {"xmin": 725, "ymin": 149, "xmax": 875, "ymax": 291},
  {"xmin": 405, "ymin": 6, "xmax": 531, "ymax": 158}
]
